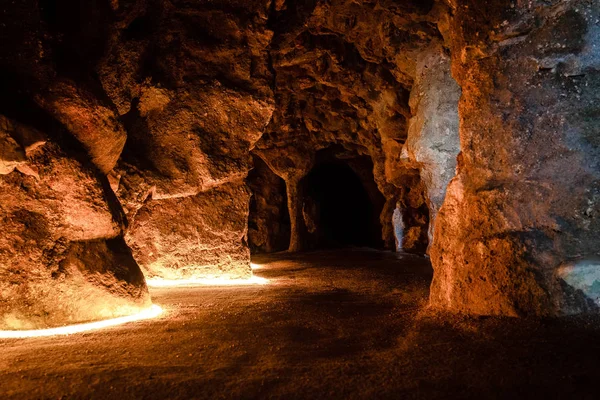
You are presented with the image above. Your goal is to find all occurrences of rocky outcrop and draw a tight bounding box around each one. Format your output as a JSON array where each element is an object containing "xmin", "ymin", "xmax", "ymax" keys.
[
  {"xmin": 126, "ymin": 181, "xmax": 252, "ymax": 280},
  {"xmin": 430, "ymin": 0, "xmax": 600, "ymax": 316},
  {"xmin": 2, "ymin": 0, "xmax": 276, "ymax": 283},
  {"xmin": 403, "ymin": 46, "xmax": 460, "ymax": 244},
  {"xmin": 34, "ymin": 80, "xmax": 128, "ymax": 174},
  {"xmin": 4, "ymin": 0, "xmax": 599, "ymax": 321},
  {"xmin": 115, "ymin": 83, "xmax": 273, "ymax": 207},
  {"xmin": 0, "ymin": 116, "xmax": 149, "ymax": 329},
  {"xmin": 254, "ymin": 0, "xmax": 445, "ymax": 252}
]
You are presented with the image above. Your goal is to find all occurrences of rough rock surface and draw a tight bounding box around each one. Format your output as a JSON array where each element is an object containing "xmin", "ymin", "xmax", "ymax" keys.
[
  {"xmin": 2, "ymin": 0, "xmax": 275, "ymax": 282},
  {"xmin": 1, "ymin": 0, "xmax": 447, "ymax": 283},
  {"xmin": 430, "ymin": 0, "xmax": 600, "ymax": 316},
  {"xmin": 403, "ymin": 46, "xmax": 460, "ymax": 243},
  {"xmin": 115, "ymin": 83, "xmax": 273, "ymax": 206},
  {"xmin": 254, "ymin": 0, "xmax": 446, "ymax": 252},
  {"xmin": 247, "ymin": 156, "xmax": 290, "ymax": 253},
  {"xmin": 99, "ymin": 0, "xmax": 275, "ymax": 279},
  {"xmin": 5, "ymin": 0, "xmax": 600, "ymax": 320},
  {"xmin": 34, "ymin": 80, "xmax": 128, "ymax": 174},
  {"xmin": 0, "ymin": 117, "xmax": 149, "ymax": 329},
  {"xmin": 126, "ymin": 181, "xmax": 252, "ymax": 280}
]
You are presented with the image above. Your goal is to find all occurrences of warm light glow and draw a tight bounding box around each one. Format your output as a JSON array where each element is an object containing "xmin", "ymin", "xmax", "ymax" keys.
[
  {"xmin": 146, "ymin": 276, "xmax": 269, "ymax": 287},
  {"xmin": 250, "ymin": 263, "xmax": 263, "ymax": 270},
  {"xmin": 0, "ymin": 305, "xmax": 163, "ymax": 339}
]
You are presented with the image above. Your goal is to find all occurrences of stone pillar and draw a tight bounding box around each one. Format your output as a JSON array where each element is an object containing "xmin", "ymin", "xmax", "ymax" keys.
[
  {"xmin": 254, "ymin": 147, "xmax": 315, "ymax": 253},
  {"xmin": 430, "ymin": 1, "xmax": 600, "ymax": 316},
  {"xmin": 392, "ymin": 205, "xmax": 405, "ymax": 251},
  {"xmin": 403, "ymin": 45, "xmax": 461, "ymax": 245},
  {"xmin": 286, "ymin": 177, "xmax": 307, "ymax": 252}
]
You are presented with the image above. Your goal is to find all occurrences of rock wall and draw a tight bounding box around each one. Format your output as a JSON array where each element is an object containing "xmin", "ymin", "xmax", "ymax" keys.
[
  {"xmin": 255, "ymin": 0, "xmax": 445, "ymax": 252},
  {"xmin": 247, "ymin": 156, "xmax": 290, "ymax": 253},
  {"xmin": 4, "ymin": 0, "xmax": 598, "ymax": 321},
  {"xmin": 98, "ymin": 0, "xmax": 275, "ymax": 279},
  {"xmin": 0, "ymin": 0, "xmax": 275, "ymax": 327},
  {"xmin": 430, "ymin": 0, "xmax": 600, "ymax": 316},
  {"xmin": 0, "ymin": 116, "xmax": 149, "ymax": 329},
  {"xmin": 126, "ymin": 182, "xmax": 253, "ymax": 280}
]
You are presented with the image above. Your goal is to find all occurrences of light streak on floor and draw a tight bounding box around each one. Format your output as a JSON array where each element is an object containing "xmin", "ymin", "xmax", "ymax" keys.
[
  {"xmin": 0, "ymin": 305, "xmax": 164, "ymax": 339},
  {"xmin": 146, "ymin": 276, "xmax": 269, "ymax": 288}
]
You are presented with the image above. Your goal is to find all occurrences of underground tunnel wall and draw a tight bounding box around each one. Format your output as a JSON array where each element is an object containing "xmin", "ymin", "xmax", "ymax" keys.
[{"xmin": 0, "ymin": 0, "xmax": 599, "ymax": 328}]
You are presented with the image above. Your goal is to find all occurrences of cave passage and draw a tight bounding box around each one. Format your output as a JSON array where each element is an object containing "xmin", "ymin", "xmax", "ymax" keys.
[{"xmin": 302, "ymin": 160, "xmax": 384, "ymax": 249}]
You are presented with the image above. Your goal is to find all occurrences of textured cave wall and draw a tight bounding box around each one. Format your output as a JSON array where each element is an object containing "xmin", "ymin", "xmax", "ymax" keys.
[
  {"xmin": 254, "ymin": 0, "xmax": 447, "ymax": 253},
  {"xmin": 0, "ymin": 1, "xmax": 153, "ymax": 328},
  {"xmin": 1, "ymin": 0, "xmax": 275, "ymax": 282},
  {"xmin": 403, "ymin": 46, "xmax": 460, "ymax": 244},
  {"xmin": 0, "ymin": 115, "xmax": 150, "ymax": 330},
  {"xmin": 96, "ymin": 0, "xmax": 275, "ymax": 279},
  {"xmin": 126, "ymin": 182, "xmax": 253, "ymax": 279},
  {"xmin": 430, "ymin": 0, "xmax": 600, "ymax": 316},
  {"xmin": 247, "ymin": 156, "xmax": 290, "ymax": 254},
  {"xmin": 9, "ymin": 0, "xmax": 599, "ymax": 323},
  {"xmin": 114, "ymin": 83, "xmax": 273, "ymax": 279},
  {"xmin": 0, "ymin": 0, "xmax": 277, "ymax": 330}
]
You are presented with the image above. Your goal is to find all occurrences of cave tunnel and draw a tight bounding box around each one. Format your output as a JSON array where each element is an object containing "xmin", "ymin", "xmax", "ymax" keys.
[
  {"xmin": 300, "ymin": 155, "xmax": 385, "ymax": 250},
  {"xmin": 2, "ymin": 0, "xmax": 600, "ymax": 397}
]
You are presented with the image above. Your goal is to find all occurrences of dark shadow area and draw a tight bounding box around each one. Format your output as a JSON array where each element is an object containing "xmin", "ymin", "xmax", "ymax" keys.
[
  {"xmin": 247, "ymin": 155, "xmax": 291, "ymax": 253},
  {"xmin": 301, "ymin": 153, "xmax": 385, "ymax": 249}
]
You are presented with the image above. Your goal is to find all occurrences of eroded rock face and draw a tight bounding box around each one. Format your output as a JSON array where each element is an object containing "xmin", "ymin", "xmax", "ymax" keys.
[
  {"xmin": 116, "ymin": 83, "xmax": 273, "ymax": 205},
  {"xmin": 247, "ymin": 156, "xmax": 290, "ymax": 253},
  {"xmin": 255, "ymin": 0, "xmax": 445, "ymax": 252},
  {"xmin": 34, "ymin": 80, "xmax": 127, "ymax": 174},
  {"xmin": 5, "ymin": 0, "xmax": 599, "ymax": 321},
  {"xmin": 2, "ymin": 0, "xmax": 275, "ymax": 284},
  {"xmin": 98, "ymin": 0, "xmax": 275, "ymax": 278},
  {"xmin": 0, "ymin": 117, "xmax": 149, "ymax": 329},
  {"xmin": 403, "ymin": 46, "xmax": 460, "ymax": 243},
  {"xmin": 126, "ymin": 181, "xmax": 253, "ymax": 280},
  {"xmin": 430, "ymin": 0, "xmax": 600, "ymax": 316}
]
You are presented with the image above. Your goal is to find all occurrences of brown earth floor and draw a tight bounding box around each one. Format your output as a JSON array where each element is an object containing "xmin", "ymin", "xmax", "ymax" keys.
[{"xmin": 2, "ymin": 249, "xmax": 600, "ymax": 399}]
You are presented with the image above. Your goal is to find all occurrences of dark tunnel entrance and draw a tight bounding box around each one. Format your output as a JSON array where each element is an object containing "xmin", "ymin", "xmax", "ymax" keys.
[{"xmin": 301, "ymin": 156, "xmax": 385, "ymax": 249}]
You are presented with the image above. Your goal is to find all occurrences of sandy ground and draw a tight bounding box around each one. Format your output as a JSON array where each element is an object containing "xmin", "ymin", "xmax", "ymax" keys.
[{"xmin": 2, "ymin": 249, "xmax": 600, "ymax": 399}]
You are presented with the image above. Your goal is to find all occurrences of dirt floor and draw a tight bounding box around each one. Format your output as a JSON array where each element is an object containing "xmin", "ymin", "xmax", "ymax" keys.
[{"xmin": 2, "ymin": 249, "xmax": 600, "ymax": 399}]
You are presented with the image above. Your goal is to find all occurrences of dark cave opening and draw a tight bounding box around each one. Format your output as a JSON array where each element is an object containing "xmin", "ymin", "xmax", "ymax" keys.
[{"xmin": 301, "ymin": 157, "xmax": 385, "ymax": 249}]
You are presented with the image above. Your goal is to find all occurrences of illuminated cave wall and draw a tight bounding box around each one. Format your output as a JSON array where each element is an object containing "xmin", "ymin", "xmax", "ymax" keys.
[
  {"xmin": 253, "ymin": 0, "xmax": 457, "ymax": 254},
  {"xmin": 430, "ymin": 0, "xmax": 600, "ymax": 316},
  {"xmin": 1, "ymin": 0, "xmax": 598, "ymax": 326},
  {"xmin": 0, "ymin": 105, "xmax": 151, "ymax": 330}
]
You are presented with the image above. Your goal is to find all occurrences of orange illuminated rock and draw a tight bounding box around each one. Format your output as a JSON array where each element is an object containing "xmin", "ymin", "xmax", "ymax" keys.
[
  {"xmin": 35, "ymin": 80, "xmax": 128, "ymax": 174},
  {"xmin": 4, "ymin": 0, "xmax": 599, "ymax": 321},
  {"xmin": 126, "ymin": 182, "xmax": 252, "ymax": 280},
  {"xmin": 0, "ymin": 117, "xmax": 150, "ymax": 330},
  {"xmin": 430, "ymin": 0, "xmax": 600, "ymax": 316}
]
